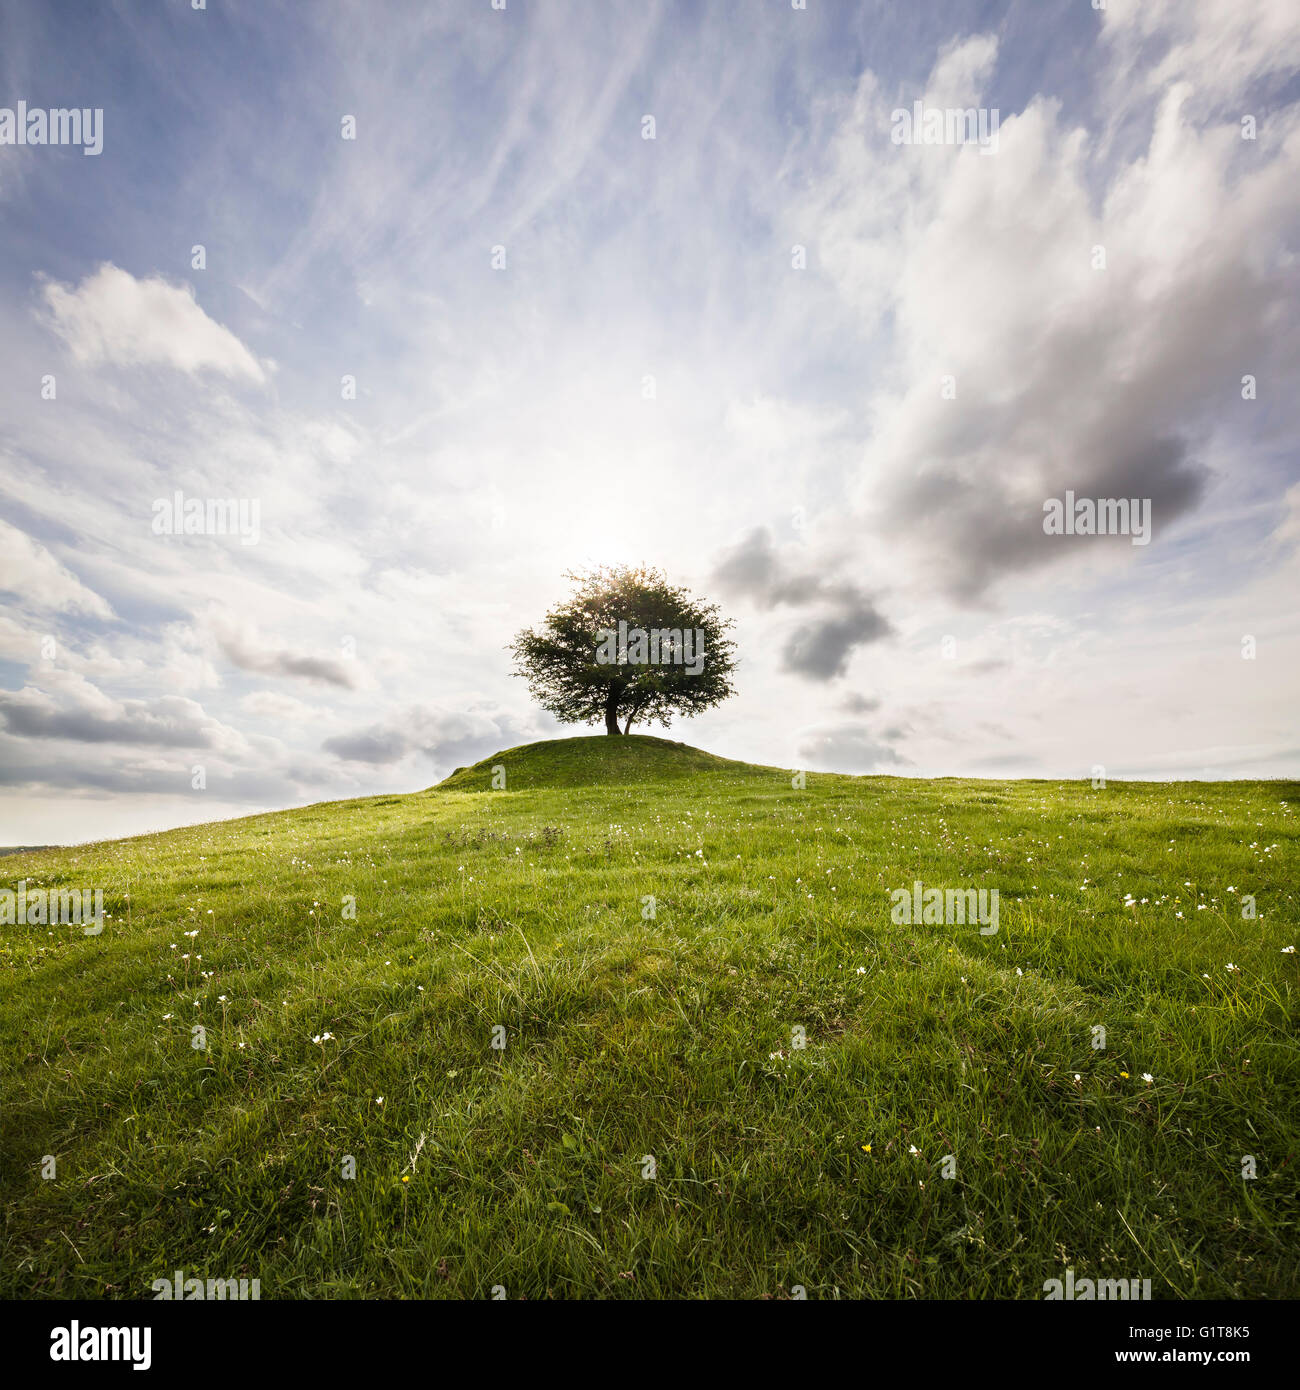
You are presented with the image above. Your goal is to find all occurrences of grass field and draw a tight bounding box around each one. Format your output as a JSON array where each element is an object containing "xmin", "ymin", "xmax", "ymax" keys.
[{"xmin": 1, "ymin": 735, "xmax": 1297, "ymax": 1299}]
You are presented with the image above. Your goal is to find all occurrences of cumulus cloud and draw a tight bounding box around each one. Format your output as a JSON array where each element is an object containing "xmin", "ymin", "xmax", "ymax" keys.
[
  {"xmin": 806, "ymin": 26, "xmax": 1298, "ymax": 601},
  {"xmin": 782, "ymin": 608, "xmax": 892, "ymax": 681},
  {"xmin": 323, "ymin": 704, "xmax": 538, "ymax": 770},
  {"xmin": 41, "ymin": 263, "xmax": 266, "ymax": 382},
  {"xmin": 713, "ymin": 527, "xmax": 822, "ymax": 608},
  {"xmin": 0, "ymin": 686, "xmax": 247, "ymax": 753},
  {"xmin": 215, "ymin": 620, "xmax": 361, "ymax": 688},
  {"xmin": 713, "ymin": 527, "xmax": 893, "ymax": 680},
  {"xmin": 0, "ymin": 736, "xmax": 334, "ymax": 801}
]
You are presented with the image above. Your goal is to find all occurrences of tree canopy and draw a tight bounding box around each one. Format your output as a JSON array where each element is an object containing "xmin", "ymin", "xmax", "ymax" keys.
[{"xmin": 510, "ymin": 566, "xmax": 737, "ymax": 734}]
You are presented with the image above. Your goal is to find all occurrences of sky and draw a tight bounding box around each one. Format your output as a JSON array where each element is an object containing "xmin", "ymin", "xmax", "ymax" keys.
[{"xmin": 1, "ymin": 0, "xmax": 1299, "ymax": 845}]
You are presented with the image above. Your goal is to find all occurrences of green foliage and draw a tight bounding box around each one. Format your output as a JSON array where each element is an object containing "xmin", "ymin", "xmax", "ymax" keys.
[
  {"xmin": 1, "ymin": 740, "xmax": 1297, "ymax": 1299},
  {"xmin": 510, "ymin": 566, "xmax": 737, "ymax": 733}
]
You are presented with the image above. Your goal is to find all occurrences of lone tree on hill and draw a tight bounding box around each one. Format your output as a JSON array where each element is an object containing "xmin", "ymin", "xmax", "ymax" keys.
[{"xmin": 510, "ymin": 566, "xmax": 738, "ymax": 735}]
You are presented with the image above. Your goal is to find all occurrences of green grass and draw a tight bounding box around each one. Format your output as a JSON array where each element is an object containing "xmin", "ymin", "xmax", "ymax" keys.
[{"xmin": 1, "ymin": 734, "xmax": 1297, "ymax": 1299}]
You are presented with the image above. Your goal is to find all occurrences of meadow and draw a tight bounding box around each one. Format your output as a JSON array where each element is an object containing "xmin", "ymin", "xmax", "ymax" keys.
[{"xmin": 1, "ymin": 735, "xmax": 1296, "ymax": 1299}]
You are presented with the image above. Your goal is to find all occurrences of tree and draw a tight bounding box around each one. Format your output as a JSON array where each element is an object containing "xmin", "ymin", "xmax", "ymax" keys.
[{"xmin": 510, "ymin": 566, "xmax": 738, "ymax": 735}]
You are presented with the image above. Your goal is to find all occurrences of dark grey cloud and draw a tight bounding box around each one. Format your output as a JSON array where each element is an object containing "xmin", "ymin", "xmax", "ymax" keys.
[
  {"xmin": 883, "ymin": 431, "xmax": 1210, "ymax": 604},
  {"xmin": 713, "ymin": 528, "xmax": 823, "ymax": 608},
  {"xmin": 0, "ymin": 691, "xmax": 226, "ymax": 748},
  {"xmin": 782, "ymin": 606, "xmax": 891, "ymax": 681},
  {"xmin": 714, "ymin": 528, "xmax": 893, "ymax": 682}
]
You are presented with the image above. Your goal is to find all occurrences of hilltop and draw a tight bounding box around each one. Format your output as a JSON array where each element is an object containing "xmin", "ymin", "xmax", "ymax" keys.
[
  {"xmin": 434, "ymin": 732, "xmax": 777, "ymax": 791},
  {"xmin": 1, "ymin": 737, "xmax": 1297, "ymax": 1299}
]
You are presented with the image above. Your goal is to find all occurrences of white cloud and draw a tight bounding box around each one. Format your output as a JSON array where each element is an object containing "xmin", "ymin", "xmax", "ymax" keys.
[
  {"xmin": 41, "ymin": 263, "xmax": 266, "ymax": 382},
  {"xmin": 322, "ymin": 702, "xmax": 544, "ymax": 769},
  {"xmin": 801, "ymin": 32, "xmax": 1299, "ymax": 600},
  {"xmin": 240, "ymin": 690, "xmax": 329, "ymax": 723},
  {"xmin": 0, "ymin": 683, "xmax": 249, "ymax": 755},
  {"xmin": 1102, "ymin": 0, "xmax": 1300, "ymax": 106},
  {"xmin": 0, "ymin": 519, "xmax": 113, "ymax": 617},
  {"xmin": 212, "ymin": 615, "xmax": 364, "ymax": 689}
]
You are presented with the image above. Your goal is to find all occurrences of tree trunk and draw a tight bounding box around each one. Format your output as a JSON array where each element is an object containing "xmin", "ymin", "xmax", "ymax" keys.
[
  {"xmin": 623, "ymin": 712, "xmax": 635, "ymax": 734},
  {"xmin": 604, "ymin": 685, "xmax": 622, "ymax": 735}
]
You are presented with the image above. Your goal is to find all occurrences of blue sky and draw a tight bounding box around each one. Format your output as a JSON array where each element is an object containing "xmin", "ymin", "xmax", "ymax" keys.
[{"xmin": 2, "ymin": 0, "xmax": 1299, "ymax": 843}]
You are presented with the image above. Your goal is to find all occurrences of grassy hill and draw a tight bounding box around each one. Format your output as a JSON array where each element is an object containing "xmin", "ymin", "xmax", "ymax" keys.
[
  {"xmin": 1, "ymin": 735, "xmax": 1297, "ymax": 1299},
  {"xmin": 435, "ymin": 732, "xmax": 773, "ymax": 790}
]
